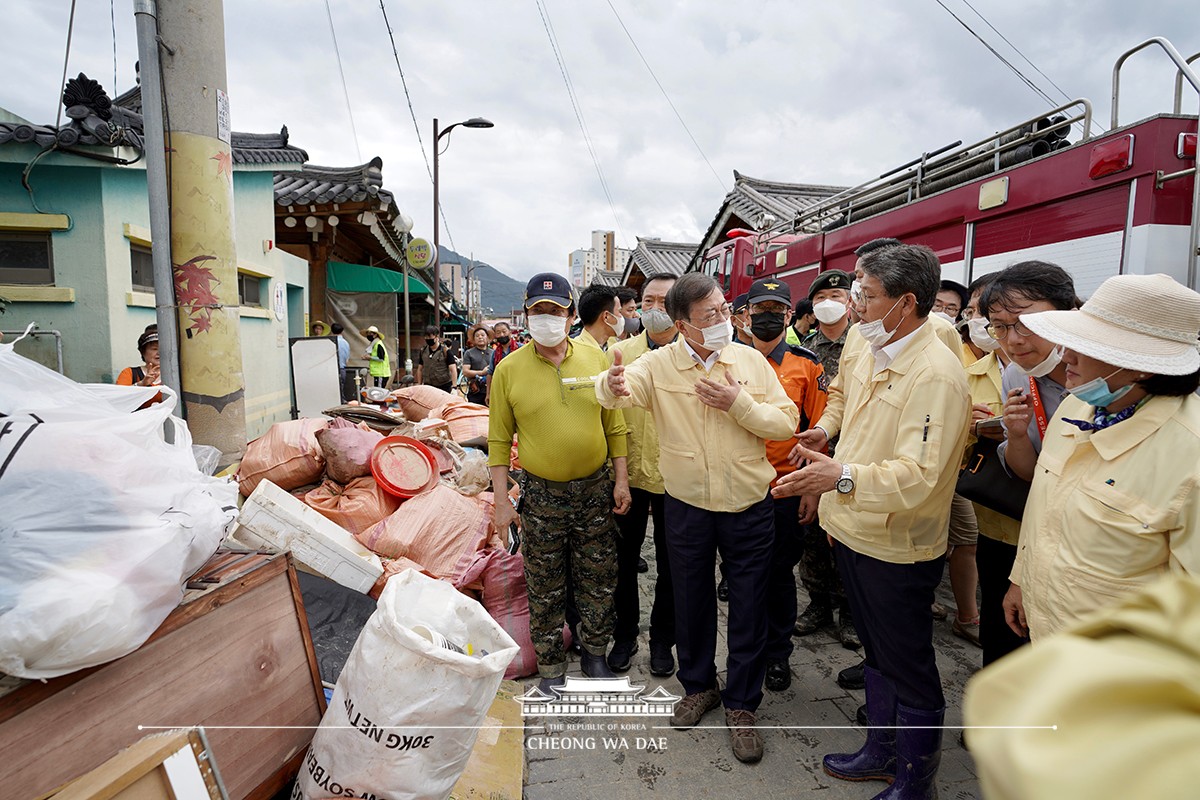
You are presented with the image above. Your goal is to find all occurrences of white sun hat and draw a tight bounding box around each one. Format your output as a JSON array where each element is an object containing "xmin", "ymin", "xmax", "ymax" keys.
[{"xmin": 1020, "ymin": 273, "xmax": 1200, "ymax": 376}]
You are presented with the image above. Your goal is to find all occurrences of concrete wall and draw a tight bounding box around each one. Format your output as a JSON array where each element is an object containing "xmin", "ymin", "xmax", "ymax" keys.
[{"xmin": 0, "ymin": 146, "xmax": 307, "ymax": 440}]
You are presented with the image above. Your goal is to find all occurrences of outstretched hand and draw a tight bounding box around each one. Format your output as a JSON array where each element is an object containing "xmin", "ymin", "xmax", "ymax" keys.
[{"xmin": 606, "ymin": 348, "xmax": 631, "ymax": 397}]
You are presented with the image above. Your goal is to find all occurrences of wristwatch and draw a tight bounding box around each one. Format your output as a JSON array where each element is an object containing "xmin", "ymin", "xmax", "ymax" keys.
[{"xmin": 836, "ymin": 463, "xmax": 855, "ymax": 494}]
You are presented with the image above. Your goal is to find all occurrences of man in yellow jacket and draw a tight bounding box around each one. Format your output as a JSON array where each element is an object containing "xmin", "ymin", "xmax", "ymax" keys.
[
  {"xmin": 597, "ymin": 272, "xmax": 799, "ymax": 764},
  {"xmin": 775, "ymin": 243, "xmax": 970, "ymax": 797}
]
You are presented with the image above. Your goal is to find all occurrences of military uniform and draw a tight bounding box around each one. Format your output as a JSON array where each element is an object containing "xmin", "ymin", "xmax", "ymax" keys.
[{"xmin": 799, "ymin": 324, "xmax": 851, "ymax": 612}]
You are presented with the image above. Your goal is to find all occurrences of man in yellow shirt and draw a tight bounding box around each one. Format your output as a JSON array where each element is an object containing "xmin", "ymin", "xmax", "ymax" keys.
[
  {"xmin": 606, "ymin": 274, "xmax": 679, "ymax": 677},
  {"xmin": 489, "ymin": 273, "xmax": 631, "ymax": 695},
  {"xmin": 775, "ymin": 243, "xmax": 970, "ymax": 796},
  {"xmin": 575, "ymin": 283, "xmax": 624, "ymax": 352},
  {"xmin": 597, "ymin": 272, "xmax": 799, "ymax": 764}
]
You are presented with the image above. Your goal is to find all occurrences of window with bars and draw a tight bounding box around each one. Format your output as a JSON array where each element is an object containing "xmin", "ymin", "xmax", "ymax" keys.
[
  {"xmin": 0, "ymin": 231, "xmax": 54, "ymax": 285},
  {"xmin": 131, "ymin": 244, "xmax": 155, "ymax": 290},
  {"xmin": 238, "ymin": 272, "xmax": 263, "ymax": 307}
]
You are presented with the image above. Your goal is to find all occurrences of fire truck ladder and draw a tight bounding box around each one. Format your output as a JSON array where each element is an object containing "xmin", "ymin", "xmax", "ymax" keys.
[
  {"xmin": 1113, "ymin": 37, "xmax": 1200, "ymax": 290},
  {"xmin": 758, "ymin": 97, "xmax": 1093, "ymax": 252}
]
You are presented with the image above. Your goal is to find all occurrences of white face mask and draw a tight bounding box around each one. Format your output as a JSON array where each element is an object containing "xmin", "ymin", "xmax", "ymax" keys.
[
  {"xmin": 684, "ymin": 318, "xmax": 733, "ymax": 351},
  {"xmin": 527, "ymin": 314, "xmax": 568, "ymax": 347},
  {"xmin": 933, "ymin": 311, "xmax": 957, "ymax": 324},
  {"xmin": 1014, "ymin": 345, "xmax": 1064, "ymax": 378},
  {"xmin": 607, "ymin": 311, "xmax": 626, "ymax": 339},
  {"xmin": 813, "ymin": 299, "xmax": 848, "ymax": 325},
  {"xmin": 857, "ymin": 297, "xmax": 906, "ymax": 348},
  {"xmin": 967, "ymin": 317, "xmax": 1001, "ymax": 352}
]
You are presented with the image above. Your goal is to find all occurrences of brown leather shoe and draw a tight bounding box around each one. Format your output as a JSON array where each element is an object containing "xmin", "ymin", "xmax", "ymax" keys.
[
  {"xmin": 669, "ymin": 688, "xmax": 721, "ymax": 729},
  {"xmin": 725, "ymin": 708, "xmax": 763, "ymax": 763}
]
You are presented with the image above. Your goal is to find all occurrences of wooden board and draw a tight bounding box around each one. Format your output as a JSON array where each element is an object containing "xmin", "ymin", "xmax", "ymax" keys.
[
  {"xmin": 0, "ymin": 553, "xmax": 325, "ymax": 800},
  {"xmin": 47, "ymin": 728, "xmax": 223, "ymax": 800},
  {"xmin": 449, "ymin": 681, "xmax": 525, "ymax": 800}
]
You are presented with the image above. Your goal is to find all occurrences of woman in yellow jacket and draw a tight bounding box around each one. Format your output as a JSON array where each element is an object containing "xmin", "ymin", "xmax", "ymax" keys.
[{"xmin": 1002, "ymin": 273, "xmax": 1200, "ymax": 641}]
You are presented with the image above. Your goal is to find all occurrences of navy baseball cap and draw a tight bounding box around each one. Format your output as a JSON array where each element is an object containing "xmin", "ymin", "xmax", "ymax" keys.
[
  {"xmin": 524, "ymin": 272, "xmax": 574, "ymax": 309},
  {"xmin": 732, "ymin": 293, "xmax": 750, "ymax": 313},
  {"xmin": 807, "ymin": 269, "xmax": 854, "ymax": 301},
  {"xmin": 747, "ymin": 278, "xmax": 792, "ymax": 307}
]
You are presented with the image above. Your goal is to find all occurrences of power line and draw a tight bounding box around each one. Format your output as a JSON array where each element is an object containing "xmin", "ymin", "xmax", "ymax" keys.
[
  {"xmin": 109, "ymin": 0, "xmax": 118, "ymax": 96},
  {"xmin": 953, "ymin": 0, "xmax": 1093, "ymax": 135},
  {"xmin": 324, "ymin": 0, "xmax": 362, "ymax": 163},
  {"xmin": 603, "ymin": 0, "xmax": 727, "ymax": 193},
  {"xmin": 533, "ymin": 0, "xmax": 627, "ymax": 246},
  {"xmin": 933, "ymin": 0, "xmax": 1057, "ymax": 108},
  {"xmin": 376, "ymin": 0, "xmax": 458, "ymax": 254},
  {"xmin": 55, "ymin": 0, "xmax": 79, "ymax": 130}
]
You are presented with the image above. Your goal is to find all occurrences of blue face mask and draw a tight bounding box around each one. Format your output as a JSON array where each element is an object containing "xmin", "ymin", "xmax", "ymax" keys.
[{"xmin": 1069, "ymin": 367, "xmax": 1132, "ymax": 408}]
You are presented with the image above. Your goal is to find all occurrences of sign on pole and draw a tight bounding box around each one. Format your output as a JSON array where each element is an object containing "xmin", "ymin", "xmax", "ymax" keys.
[{"xmin": 406, "ymin": 238, "xmax": 436, "ymax": 269}]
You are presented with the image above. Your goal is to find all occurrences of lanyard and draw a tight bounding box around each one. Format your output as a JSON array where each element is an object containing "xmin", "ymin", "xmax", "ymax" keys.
[{"xmin": 1027, "ymin": 377, "xmax": 1050, "ymax": 439}]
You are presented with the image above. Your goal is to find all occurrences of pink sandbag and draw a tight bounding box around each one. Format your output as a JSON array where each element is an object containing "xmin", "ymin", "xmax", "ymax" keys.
[
  {"xmin": 456, "ymin": 548, "xmax": 571, "ymax": 679},
  {"xmin": 236, "ymin": 418, "xmax": 328, "ymax": 496},
  {"xmin": 315, "ymin": 425, "xmax": 383, "ymax": 483},
  {"xmin": 302, "ymin": 476, "xmax": 401, "ymax": 535},
  {"xmin": 393, "ymin": 385, "xmax": 455, "ymax": 421},
  {"xmin": 358, "ymin": 484, "xmax": 490, "ymax": 582},
  {"xmin": 431, "ymin": 399, "xmax": 490, "ymax": 445}
]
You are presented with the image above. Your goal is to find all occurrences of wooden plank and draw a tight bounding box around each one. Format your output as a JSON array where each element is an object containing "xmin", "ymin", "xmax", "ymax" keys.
[
  {"xmin": 46, "ymin": 730, "xmax": 197, "ymax": 800},
  {"xmin": 0, "ymin": 554, "xmax": 284, "ymax": 725},
  {"xmin": 0, "ymin": 564, "xmax": 322, "ymax": 800}
]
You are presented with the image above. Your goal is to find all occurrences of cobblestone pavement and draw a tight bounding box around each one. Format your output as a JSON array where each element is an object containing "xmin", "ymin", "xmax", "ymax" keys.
[{"xmin": 521, "ymin": 535, "xmax": 983, "ymax": 800}]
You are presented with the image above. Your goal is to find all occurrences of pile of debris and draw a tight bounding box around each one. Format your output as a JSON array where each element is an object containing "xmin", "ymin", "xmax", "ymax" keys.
[{"xmin": 231, "ymin": 386, "xmax": 545, "ymax": 680}]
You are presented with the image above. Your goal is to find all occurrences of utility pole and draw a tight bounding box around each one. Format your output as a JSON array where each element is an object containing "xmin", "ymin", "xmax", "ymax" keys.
[{"xmin": 137, "ymin": 0, "xmax": 247, "ymax": 459}]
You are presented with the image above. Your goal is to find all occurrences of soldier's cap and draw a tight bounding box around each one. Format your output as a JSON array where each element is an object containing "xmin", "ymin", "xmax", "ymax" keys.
[
  {"xmin": 732, "ymin": 293, "xmax": 750, "ymax": 313},
  {"xmin": 747, "ymin": 279, "xmax": 791, "ymax": 307},
  {"xmin": 807, "ymin": 269, "xmax": 854, "ymax": 301},
  {"xmin": 524, "ymin": 272, "xmax": 574, "ymax": 309}
]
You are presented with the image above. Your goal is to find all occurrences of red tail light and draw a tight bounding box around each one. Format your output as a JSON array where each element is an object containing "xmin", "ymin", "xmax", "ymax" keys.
[
  {"xmin": 1179, "ymin": 132, "xmax": 1197, "ymax": 160},
  {"xmin": 1088, "ymin": 134, "xmax": 1135, "ymax": 179}
]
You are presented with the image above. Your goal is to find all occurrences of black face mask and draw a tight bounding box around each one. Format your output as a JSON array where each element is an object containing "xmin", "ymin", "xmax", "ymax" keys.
[
  {"xmin": 495, "ymin": 336, "xmax": 510, "ymax": 346},
  {"xmin": 750, "ymin": 311, "xmax": 787, "ymax": 341},
  {"xmin": 425, "ymin": 338, "xmax": 436, "ymax": 348}
]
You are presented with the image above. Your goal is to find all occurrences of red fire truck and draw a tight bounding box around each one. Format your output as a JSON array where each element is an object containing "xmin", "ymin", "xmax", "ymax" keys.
[{"xmin": 698, "ymin": 37, "xmax": 1199, "ymax": 302}]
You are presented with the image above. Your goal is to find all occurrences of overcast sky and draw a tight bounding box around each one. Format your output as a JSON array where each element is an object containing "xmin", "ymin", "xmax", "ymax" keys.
[{"xmin": 7, "ymin": 1, "xmax": 1196, "ymax": 280}]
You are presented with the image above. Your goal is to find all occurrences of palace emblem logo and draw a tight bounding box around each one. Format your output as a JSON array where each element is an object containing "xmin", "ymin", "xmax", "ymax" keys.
[{"xmin": 515, "ymin": 677, "xmax": 681, "ymax": 718}]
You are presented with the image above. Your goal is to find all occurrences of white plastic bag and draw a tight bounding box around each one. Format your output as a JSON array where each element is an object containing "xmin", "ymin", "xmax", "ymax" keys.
[
  {"xmin": 296, "ymin": 569, "xmax": 519, "ymax": 800},
  {"xmin": 0, "ymin": 342, "xmax": 237, "ymax": 679}
]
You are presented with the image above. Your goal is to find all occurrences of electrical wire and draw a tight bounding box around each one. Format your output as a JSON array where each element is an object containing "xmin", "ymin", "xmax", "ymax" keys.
[
  {"xmin": 324, "ymin": 0, "xmax": 362, "ymax": 163},
  {"xmin": 377, "ymin": 0, "xmax": 458, "ymax": 255},
  {"xmin": 957, "ymin": 0, "xmax": 1073, "ymax": 104},
  {"xmin": 23, "ymin": 0, "xmax": 78, "ymax": 215},
  {"xmin": 54, "ymin": 0, "xmax": 78, "ymax": 130},
  {"xmin": 110, "ymin": 0, "xmax": 119, "ymax": 96},
  {"xmin": 533, "ymin": 0, "xmax": 627, "ymax": 245},
  {"xmin": 603, "ymin": 0, "xmax": 726, "ymax": 193}
]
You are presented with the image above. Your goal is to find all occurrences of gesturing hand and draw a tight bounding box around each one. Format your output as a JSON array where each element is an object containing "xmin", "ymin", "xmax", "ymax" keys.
[
  {"xmin": 607, "ymin": 348, "xmax": 631, "ymax": 397},
  {"xmin": 788, "ymin": 427, "xmax": 828, "ymax": 464},
  {"xmin": 695, "ymin": 369, "xmax": 741, "ymax": 411},
  {"xmin": 1003, "ymin": 388, "xmax": 1032, "ymax": 441},
  {"xmin": 772, "ymin": 444, "xmax": 841, "ymax": 498}
]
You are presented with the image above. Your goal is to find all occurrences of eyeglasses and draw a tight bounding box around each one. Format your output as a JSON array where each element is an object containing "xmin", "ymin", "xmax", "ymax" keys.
[
  {"xmin": 689, "ymin": 303, "xmax": 733, "ymax": 327},
  {"xmin": 932, "ymin": 300, "xmax": 961, "ymax": 316},
  {"xmin": 986, "ymin": 320, "xmax": 1034, "ymax": 340}
]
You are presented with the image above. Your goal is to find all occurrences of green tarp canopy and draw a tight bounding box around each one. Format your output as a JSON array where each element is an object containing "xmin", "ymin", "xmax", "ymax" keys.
[{"xmin": 327, "ymin": 260, "xmax": 431, "ymax": 294}]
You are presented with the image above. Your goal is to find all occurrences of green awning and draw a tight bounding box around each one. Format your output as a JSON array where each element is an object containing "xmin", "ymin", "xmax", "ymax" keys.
[{"xmin": 327, "ymin": 260, "xmax": 431, "ymax": 294}]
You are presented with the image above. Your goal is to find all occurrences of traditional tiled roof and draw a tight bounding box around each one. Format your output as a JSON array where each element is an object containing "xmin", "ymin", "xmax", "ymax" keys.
[
  {"xmin": 0, "ymin": 78, "xmax": 308, "ymax": 166},
  {"xmin": 273, "ymin": 158, "xmax": 393, "ymax": 207},
  {"xmin": 621, "ymin": 237, "xmax": 696, "ymax": 284},
  {"xmin": 690, "ymin": 171, "xmax": 847, "ymax": 269},
  {"xmin": 593, "ymin": 269, "xmax": 624, "ymax": 287}
]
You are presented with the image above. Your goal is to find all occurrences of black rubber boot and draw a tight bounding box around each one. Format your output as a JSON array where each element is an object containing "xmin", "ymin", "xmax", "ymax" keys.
[
  {"xmin": 824, "ymin": 667, "xmax": 897, "ymax": 783},
  {"xmin": 871, "ymin": 703, "xmax": 944, "ymax": 800},
  {"xmin": 581, "ymin": 650, "xmax": 616, "ymax": 679}
]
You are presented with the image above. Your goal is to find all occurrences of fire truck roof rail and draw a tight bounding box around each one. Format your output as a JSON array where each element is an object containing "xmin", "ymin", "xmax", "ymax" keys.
[
  {"xmin": 1173, "ymin": 51, "xmax": 1200, "ymax": 115},
  {"xmin": 759, "ymin": 98, "xmax": 1093, "ymax": 240}
]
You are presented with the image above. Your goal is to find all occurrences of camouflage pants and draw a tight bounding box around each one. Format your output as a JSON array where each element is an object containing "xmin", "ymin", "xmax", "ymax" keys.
[
  {"xmin": 521, "ymin": 470, "xmax": 618, "ymax": 677},
  {"xmin": 799, "ymin": 519, "xmax": 848, "ymax": 609}
]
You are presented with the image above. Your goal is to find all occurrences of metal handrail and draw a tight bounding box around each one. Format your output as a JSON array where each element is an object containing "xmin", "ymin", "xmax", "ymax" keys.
[
  {"xmin": 755, "ymin": 98, "xmax": 1093, "ymax": 246},
  {"xmin": 1174, "ymin": 52, "xmax": 1200, "ymax": 114},
  {"xmin": 1112, "ymin": 37, "xmax": 1200, "ymax": 289},
  {"xmin": 1113, "ymin": 38, "xmax": 1200, "ymax": 127}
]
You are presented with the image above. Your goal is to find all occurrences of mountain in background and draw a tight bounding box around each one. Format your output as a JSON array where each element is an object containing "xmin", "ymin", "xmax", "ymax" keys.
[{"xmin": 438, "ymin": 246, "xmax": 527, "ymax": 319}]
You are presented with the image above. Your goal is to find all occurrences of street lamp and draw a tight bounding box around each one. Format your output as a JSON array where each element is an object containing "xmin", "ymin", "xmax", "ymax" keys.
[{"xmin": 433, "ymin": 116, "xmax": 494, "ymax": 325}]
